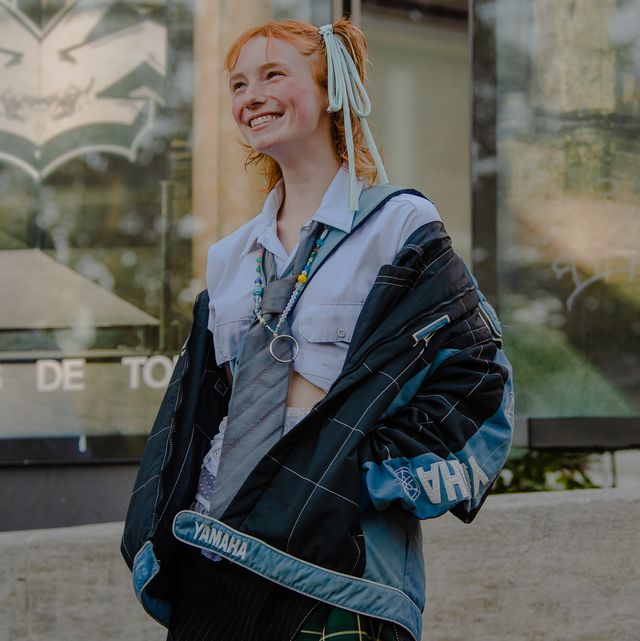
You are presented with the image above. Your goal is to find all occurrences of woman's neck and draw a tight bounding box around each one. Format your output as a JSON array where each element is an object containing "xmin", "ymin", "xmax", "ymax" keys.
[{"xmin": 276, "ymin": 154, "xmax": 341, "ymax": 254}]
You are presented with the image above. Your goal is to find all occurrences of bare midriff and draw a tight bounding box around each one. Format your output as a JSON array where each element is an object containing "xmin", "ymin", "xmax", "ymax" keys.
[{"xmin": 287, "ymin": 370, "xmax": 326, "ymax": 408}]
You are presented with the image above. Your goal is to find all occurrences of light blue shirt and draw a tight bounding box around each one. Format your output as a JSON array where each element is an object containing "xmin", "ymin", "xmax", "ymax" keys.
[{"xmin": 206, "ymin": 166, "xmax": 440, "ymax": 391}]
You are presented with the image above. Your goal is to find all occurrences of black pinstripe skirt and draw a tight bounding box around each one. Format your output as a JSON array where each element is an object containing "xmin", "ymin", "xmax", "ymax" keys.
[{"xmin": 167, "ymin": 542, "xmax": 319, "ymax": 641}]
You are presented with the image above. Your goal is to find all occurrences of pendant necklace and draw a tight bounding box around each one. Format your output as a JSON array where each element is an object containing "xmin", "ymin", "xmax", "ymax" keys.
[{"xmin": 253, "ymin": 226, "xmax": 329, "ymax": 363}]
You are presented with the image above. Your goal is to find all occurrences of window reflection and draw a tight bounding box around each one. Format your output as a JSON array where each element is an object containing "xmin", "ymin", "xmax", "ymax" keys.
[
  {"xmin": 0, "ymin": 0, "xmax": 334, "ymax": 447},
  {"xmin": 491, "ymin": 0, "xmax": 640, "ymax": 417}
]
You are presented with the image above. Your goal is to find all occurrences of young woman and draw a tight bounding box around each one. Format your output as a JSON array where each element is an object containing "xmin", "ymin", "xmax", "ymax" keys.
[{"xmin": 122, "ymin": 18, "xmax": 514, "ymax": 641}]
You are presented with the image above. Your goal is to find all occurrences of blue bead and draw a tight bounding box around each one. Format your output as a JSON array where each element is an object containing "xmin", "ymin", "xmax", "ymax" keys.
[{"xmin": 316, "ymin": 239, "xmax": 324, "ymax": 246}]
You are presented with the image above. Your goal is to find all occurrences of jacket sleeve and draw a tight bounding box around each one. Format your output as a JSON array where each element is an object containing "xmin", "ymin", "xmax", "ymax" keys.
[{"xmin": 359, "ymin": 310, "xmax": 514, "ymax": 523}]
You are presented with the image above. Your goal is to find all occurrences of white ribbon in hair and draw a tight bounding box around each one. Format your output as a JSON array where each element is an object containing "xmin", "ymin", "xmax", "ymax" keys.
[{"xmin": 319, "ymin": 23, "xmax": 388, "ymax": 211}]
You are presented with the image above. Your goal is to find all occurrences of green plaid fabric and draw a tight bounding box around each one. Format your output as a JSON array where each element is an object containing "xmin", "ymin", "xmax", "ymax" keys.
[{"xmin": 295, "ymin": 605, "xmax": 406, "ymax": 641}]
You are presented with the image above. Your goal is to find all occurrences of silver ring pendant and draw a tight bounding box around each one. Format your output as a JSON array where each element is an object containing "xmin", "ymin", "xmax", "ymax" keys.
[{"xmin": 269, "ymin": 334, "xmax": 299, "ymax": 363}]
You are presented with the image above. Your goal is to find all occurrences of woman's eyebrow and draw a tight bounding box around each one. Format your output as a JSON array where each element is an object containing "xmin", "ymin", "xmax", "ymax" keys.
[
  {"xmin": 260, "ymin": 61, "xmax": 289, "ymax": 70},
  {"xmin": 229, "ymin": 61, "xmax": 290, "ymax": 83}
]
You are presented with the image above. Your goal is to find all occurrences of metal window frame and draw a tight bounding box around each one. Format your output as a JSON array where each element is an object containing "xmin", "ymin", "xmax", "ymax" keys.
[
  {"xmin": 333, "ymin": 0, "xmax": 361, "ymax": 24},
  {"xmin": 0, "ymin": 434, "xmax": 149, "ymax": 467}
]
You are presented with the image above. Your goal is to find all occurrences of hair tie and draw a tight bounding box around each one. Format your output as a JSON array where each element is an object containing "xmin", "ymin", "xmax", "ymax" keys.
[{"xmin": 319, "ymin": 23, "xmax": 388, "ymax": 212}]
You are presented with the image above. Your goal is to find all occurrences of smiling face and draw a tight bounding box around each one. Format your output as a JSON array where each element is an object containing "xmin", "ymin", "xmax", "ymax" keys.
[{"xmin": 229, "ymin": 36, "xmax": 333, "ymax": 163}]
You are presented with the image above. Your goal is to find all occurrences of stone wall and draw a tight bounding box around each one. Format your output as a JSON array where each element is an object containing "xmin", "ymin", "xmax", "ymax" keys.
[{"xmin": 1, "ymin": 487, "xmax": 638, "ymax": 641}]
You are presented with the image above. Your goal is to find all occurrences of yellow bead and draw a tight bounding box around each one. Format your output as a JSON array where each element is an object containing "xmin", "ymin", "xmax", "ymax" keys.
[{"xmin": 297, "ymin": 274, "xmax": 307, "ymax": 284}]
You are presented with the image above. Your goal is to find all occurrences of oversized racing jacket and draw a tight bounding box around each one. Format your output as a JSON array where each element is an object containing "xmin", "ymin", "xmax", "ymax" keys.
[{"xmin": 121, "ymin": 218, "xmax": 514, "ymax": 641}]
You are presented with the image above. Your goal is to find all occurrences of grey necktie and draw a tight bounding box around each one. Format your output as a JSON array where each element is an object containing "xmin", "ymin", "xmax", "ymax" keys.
[{"xmin": 206, "ymin": 225, "xmax": 320, "ymax": 519}]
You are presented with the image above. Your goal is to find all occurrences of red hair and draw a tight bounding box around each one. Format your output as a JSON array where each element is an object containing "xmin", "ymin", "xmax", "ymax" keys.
[{"xmin": 224, "ymin": 18, "xmax": 379, "ymax": 190}]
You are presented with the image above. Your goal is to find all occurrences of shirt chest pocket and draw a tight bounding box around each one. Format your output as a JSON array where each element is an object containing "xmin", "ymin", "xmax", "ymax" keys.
[
  {"xmin": 213, "ymin": 316, "xmax": 252, "ymax": 365},
  {"xmin": 298, "ymin": 302, "xmax": 364, "ymax": 344}
]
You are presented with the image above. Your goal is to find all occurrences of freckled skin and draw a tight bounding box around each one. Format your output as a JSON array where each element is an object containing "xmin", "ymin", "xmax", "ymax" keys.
[{"xmin": 229, "ymin": 37, "xmax": 333, "ymax": 167}]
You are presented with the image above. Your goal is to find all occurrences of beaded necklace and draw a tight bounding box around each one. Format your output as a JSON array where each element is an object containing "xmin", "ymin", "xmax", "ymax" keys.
[{"xmin": 253, "ymin": 225, "xmax": 329, "ymax": 363}]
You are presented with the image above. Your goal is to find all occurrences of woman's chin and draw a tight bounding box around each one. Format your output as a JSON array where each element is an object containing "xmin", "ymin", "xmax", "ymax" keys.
[{"xmin": 245, "ymin": 136, "xmax": 280, "ymax": 156}]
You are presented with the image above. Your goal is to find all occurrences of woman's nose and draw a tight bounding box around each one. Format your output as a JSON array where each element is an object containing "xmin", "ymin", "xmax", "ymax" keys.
[{"xmin": 242, "ymin": 84, "xmax": 266, "ymax": 109}]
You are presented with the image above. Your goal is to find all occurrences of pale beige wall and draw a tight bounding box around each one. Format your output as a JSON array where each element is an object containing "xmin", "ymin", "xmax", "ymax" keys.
[
  {"xmin": 192, "ymin": 0, "xmax": 274, "ymax": 281},
  {"xmin": 363, "ymin": 14, "xmax": 471, "ymax": 262}
]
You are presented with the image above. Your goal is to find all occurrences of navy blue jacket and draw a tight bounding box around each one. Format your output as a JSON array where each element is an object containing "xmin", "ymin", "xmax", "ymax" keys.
[{"xmin": 122, "ymin": 220, "xmax": 514, "ymax": 641}]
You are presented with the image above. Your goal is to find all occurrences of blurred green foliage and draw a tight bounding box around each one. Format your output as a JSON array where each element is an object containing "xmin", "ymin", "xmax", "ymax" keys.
[
  {"xmin": 503, "ymin": 320, "xmax": 637, "ymax": 418},
  {"xmin": 494, "ymin": 448, "xmax": 600, "ymax": 493}
]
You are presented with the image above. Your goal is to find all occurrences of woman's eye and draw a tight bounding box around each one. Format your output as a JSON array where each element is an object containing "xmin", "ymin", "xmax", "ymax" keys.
[
  {"xmin": 232, "ymin": 82, "xmax": 245, "ymax": 92},
  {"xmin": 266, "ymin": 70, "xmax": 283, "ymax": 79}
]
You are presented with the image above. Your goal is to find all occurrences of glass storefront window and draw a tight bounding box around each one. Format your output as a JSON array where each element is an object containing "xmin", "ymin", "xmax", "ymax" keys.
[
  {"xmin": 478, "ymin": 0, "xmax": 640, "ymax": 419},
  {"xmin": 9, "ymin": 0, "xmax": 636, "ymax": 459},
  {"xmin": 0, "ymin": 0, "xmax": 339, "ymax": 458},
  {"xmin": 0, "ymin": 0, "xmax": 193, "ymax": 445}
]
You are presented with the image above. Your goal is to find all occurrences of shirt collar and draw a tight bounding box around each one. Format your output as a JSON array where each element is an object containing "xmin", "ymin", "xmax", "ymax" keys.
[
  {"xmin": 309, "ymin": 165, "xmax": 362, "ymax": 233},
  {"xmin": 239, "ymin": 166, "xmax": 363, "ymax": 258}
]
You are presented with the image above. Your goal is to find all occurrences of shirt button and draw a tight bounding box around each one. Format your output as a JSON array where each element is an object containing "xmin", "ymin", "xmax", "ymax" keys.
[{"xmin": 336, "ymin": 328, "xmax": 347, "ymax": 339}]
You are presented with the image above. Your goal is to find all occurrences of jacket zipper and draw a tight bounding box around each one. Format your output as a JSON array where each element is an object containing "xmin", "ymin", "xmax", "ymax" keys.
[{"xmin": 150, "ymin": 345, "xmax": 189, "ymax": 536}]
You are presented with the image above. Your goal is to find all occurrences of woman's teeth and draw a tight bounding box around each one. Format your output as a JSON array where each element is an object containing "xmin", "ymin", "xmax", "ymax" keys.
[{"xmin": 250, "ymin": 114, "xmax": 281, "ymax": 128}]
